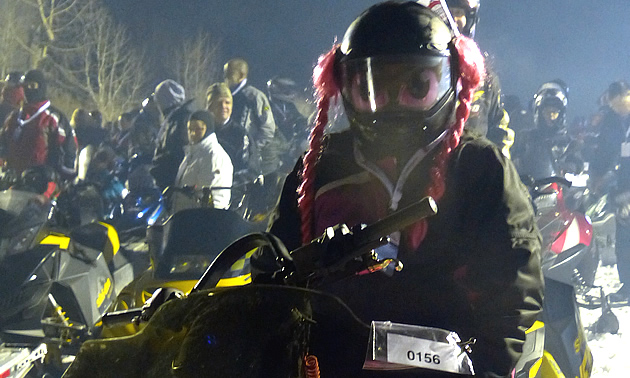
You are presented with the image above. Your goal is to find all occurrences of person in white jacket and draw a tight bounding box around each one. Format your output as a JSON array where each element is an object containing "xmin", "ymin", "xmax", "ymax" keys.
[{"xmin": 175, "ymin": 110, "xmax": 233, "ymax": 209}]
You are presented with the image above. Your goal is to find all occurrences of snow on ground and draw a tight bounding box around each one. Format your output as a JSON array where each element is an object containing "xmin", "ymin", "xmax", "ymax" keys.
[{"xmin": 579, "ymin": 264, "xmax": 630, "ymax": 376}]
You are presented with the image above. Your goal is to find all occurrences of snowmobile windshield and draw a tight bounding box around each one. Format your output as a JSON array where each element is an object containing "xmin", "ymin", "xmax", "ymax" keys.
[
  {"xmin": 340, "ymin": 55, "xmax": 451, "ymax": 114},
  {"xmin": 0, "ymin": 189, "xmax": 50, "ymax": 237}
]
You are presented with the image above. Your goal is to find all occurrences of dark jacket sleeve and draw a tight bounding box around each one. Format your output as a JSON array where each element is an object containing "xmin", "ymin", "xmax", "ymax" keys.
[
  {"xmin": 267, "ymin": 157, "xmax": 303, "ymax": 251},
  {"xmin": 454, "ymin": 142, "xmax": 544, "ymax": 377},
  {"xmin": 590, "ymin": 110, "xmax": 624, "ymax": 179}
]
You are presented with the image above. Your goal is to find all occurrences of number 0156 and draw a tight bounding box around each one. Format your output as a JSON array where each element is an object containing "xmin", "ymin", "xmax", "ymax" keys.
[{"xmin": 407, "ymin": 351, "xmax": 441, "ymax": 365}]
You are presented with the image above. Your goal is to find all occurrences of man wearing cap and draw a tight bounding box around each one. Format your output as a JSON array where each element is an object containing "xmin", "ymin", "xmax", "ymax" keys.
[
  {"xmin": 0, "ymin": 69, "xmax": 64, "ymax": 174},
  {"xmin": 150, "ymin": 79, "xmax": 194, "ymax": 189}
]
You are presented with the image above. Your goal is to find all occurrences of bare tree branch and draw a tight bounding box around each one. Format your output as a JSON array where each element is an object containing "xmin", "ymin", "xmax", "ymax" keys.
[{"xmin": 167, "ymin": 31, "xmax": 222, "ymax": 109}]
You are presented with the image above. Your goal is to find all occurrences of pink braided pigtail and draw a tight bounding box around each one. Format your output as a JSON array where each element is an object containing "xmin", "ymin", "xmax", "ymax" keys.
[
  {"xmin": 297, "ymin": 45, "xmax": 340, "ymax": 245},
  {"xmin": 408, "ymin": 35, "xmax": 486, "ymax": 248}
]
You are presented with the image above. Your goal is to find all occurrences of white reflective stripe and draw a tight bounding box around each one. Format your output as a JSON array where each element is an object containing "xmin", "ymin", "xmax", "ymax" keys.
[
  {"xmin": 354, "ymin": 130, "xmax": 448, "ymax": 211},
  {"xmin": 231, "ymin": 78, "xmax": 247, "ymax": 96},
  {"xmin": 46, "ymin": 109, "xmax": 59, "ymax": 124},
  {"xmin": 16, "ymin": 101, "xmax": 51, "ymax": 127}
]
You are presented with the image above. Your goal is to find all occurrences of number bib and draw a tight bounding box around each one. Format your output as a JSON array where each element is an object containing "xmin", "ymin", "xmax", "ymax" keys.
[
  {"xmin": 386, "ymin": 333, "xmax": 461, "ymax": 373},
  {"xmin": 364, "ymin": 321, "xmax": 475, "ymax": 375}
]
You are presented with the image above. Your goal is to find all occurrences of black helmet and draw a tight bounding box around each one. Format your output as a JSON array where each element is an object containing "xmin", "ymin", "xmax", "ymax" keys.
[
  {"xmin": 3, "ymin": 72, "xmax": 23, "ymax": 86},
  {"xmin": 20, "ymin": 69, "xmax": 47, "ymax": 103},
  {"xmin": 267, "ymin": 77, "xmax": 300, "ymax": 103},
  {"xmin": 445, "ymin": 0, "xmax": 480, "ymax": 38},
  {"xmin": 338, "ymin": 1, "xmax": 457, "ymax": 154},
  {"xmin": 532, "ymin": 80, "xmax": 569, "ymax": 132}
]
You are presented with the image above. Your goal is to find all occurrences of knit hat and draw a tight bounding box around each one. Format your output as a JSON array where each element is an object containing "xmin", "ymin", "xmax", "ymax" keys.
[
  {"xmin": 154, "ymin": 79, "xmax": 185, "ymax": 112},
  {"xmin": 206, "ymin": 82, "xmax": 232, "ymax": 105},
  {"xmin": 189, "ymin": 110, "xmax": 215, "ymax": 135}
]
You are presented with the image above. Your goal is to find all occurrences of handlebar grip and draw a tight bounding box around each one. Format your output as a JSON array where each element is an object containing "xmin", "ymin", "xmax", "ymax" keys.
[
  {"xmin": 533, "ymin": 176, "xmax": 572, "ymax": 188},
  {"xmin": 353, "ymin": 196, "xmax": 438, "ymax": 247},
  {"xmin": 101, "ymin": 308, "xmax": 142, "ymax": 327}
]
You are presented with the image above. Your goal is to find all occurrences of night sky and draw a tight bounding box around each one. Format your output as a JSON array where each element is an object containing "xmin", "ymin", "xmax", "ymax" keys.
[{"xmin": 105, "ymin": 0, "xmax": 630, "ymax": 119}]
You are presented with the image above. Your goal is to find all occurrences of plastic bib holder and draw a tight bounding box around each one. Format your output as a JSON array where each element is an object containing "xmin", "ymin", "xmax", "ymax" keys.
[{"xmin": 364, "ymin": 321, "xmax": 475, "ymax": 375}]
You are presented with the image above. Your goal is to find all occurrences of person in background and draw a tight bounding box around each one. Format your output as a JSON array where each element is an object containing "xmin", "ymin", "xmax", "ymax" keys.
[
  {"xmin": 224, "ymin": 58, "xmax": 284, "ymax": 174},
  {"xmin": 130, "ymin": 95, "xmax": 160, "ymax": 159},
  {"xmin": 590, "ymin": 80, "xmax": 630, "ymax": 305},
  {"xmin": 206, "ymin": 82, "xmax": 261, "ymax": 186},
  {"xmin": 502, "ymin": 94, "xmax": 533, "ymax": 133},
  {"xmin": 0, "ymin": 72, "xmax": 25, "ymax": 128},
  {"xmin": 151, "ymin": 79, "xmax": 194, "ymax": 190},
  {"xmin": 72, "ymin": 108, "xmax": 108, "ymax": 181},
  {"xmin": 84, "ymin": 145, "xmax": 125, "ymax": 215},
  {"xmin": 73, "ymin": 108, "xmax": 107, "ymax": 151},
  {"xmin": 437, "ymin": 0, "xmax": 515, "ymax": 157},
  {"xmin": 266, "ymin": 76, "xmax": 313, "ymax": 167},
  {"xmin": 112, "ymin": 111, "xmax": 136, "ymax": 158},
  {"xmin": 512, "ymin": 80, "xmax": 583, "ymax": 178},
  {"xmin": 261, "ymin": 2, "xmax": 543, "ymax": 376},
  {"xmin": 0, "ymin": 69, "xmax": 64, "ymax": 174},
  {"xmin": 175, "ymin": 110, "xmax": 233, "ymax": 210},
  {"xmin": 46, "ymin": 104, "xmax": 77, "ymax": 181}
]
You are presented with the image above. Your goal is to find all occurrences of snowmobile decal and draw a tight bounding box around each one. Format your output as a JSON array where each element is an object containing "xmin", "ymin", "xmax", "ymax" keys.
[{"xmin": 39, "ymin": 234, "xmax": 70, "ymax": 249}]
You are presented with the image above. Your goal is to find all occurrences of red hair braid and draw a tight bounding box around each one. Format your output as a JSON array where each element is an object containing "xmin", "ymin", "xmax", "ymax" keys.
[
  {"xmin": 298, "ymin": 46, "xmax": 340, "ymax": 244},
  {"xmin": 407, "ymin": 35, "xmax": 486, "ymax": 248}
]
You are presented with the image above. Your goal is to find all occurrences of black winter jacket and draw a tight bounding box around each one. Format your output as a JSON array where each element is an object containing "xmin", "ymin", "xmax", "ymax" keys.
[
  {"xmin": 590, "ymin": 107, "xmax": 630, "ymax": 191},
  {"xmin": 151, "ymin": 100, "xmax": 193, "ymax": 189},
  {"xmin": 216, "ymin": 118, "xmax": 262, "ymax": 185},
  {"xmin": 269, "ymin": 130, "xmax": 544, "ymax": 377}
]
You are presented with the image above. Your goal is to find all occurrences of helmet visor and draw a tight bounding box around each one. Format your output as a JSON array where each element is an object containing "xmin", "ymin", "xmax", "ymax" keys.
[{"xmin": 340, "ymin": 55, "xmax": 451, "ymax": 114}]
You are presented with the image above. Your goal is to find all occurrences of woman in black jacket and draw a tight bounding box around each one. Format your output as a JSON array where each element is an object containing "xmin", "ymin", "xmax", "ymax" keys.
[{"xmin": 263, "ymin": 2, "xmax": 544, "ymax": 377}]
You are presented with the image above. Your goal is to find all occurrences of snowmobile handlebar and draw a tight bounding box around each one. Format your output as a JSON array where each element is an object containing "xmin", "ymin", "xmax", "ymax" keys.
[
  {"xmin": 102, "ymin": 197, "xmax": 438, "ymax": 326},
  {"xmin": 287, "ymin": 196, "xmax": 438, "ymax": 285},
  {"xmin": 521, "ymin": 175, "xmax": 572, "ymax": 190},
  {"xmin": 196, "ymin": 196, "xmax": 438, "ymax": 290},
  {"xmin": 101, "ymin": 308, "xmax": 142, "ymax": 326}
]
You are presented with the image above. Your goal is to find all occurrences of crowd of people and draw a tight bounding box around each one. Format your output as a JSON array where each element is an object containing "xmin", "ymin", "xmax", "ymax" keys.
[
  {"xmin": 0, "ymin": 58, "xmax": 313, "ymax": 218},
  {"xmin": 0, "ymin": 0, "xmax": 629, "ymax": 376}
]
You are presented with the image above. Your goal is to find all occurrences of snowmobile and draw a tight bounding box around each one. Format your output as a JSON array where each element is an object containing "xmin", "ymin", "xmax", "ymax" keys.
[
  {"xmin": 0, "ymin": 182, "xmax": 135, "ymax": 377},
  {"xmin": 107, "ymin": 153, "xmax": 162, "ymax": 240},
  {"xmin": 102, "ymin": 208, "xmax": 257, "ymax": 337},
  {"xmin": 62, "ymin": 196, "xmax": 592, "ymax": 377},
  {"xmin": 100, "ymin": 188, "xmax": 259, "ymax": 338},
  {"xmin": 525, "ymin": 175, "xmax": 598, "ymax": 293}
]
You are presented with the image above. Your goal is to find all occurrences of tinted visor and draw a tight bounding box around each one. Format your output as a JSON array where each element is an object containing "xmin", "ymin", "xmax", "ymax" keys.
[{"xmin": 340, "ymin": 55, "xmax": 451, "ymax": 113}]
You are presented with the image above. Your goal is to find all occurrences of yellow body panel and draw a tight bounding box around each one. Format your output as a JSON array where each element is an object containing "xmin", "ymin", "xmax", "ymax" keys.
[
  {"xmin": 99, "ymin": 222, "xmax": 120, "ymax": 255},
  {"xmin": 536, "ymin": 351, "xmax": 565, "ymax": 378},
  {"xmin": 103, "ymin": 265, "xmax": 252, "ymax": 338},
  {"xmin": 529, "ymin": 357, "xmax": 543, "ymax": 378},
  {"xmin": 96, "ymin": 278, "xmax": 112, "ymax": 308},
  {"xmin": 526, "ymin": 320, "xmax": 545, "ymax": 334},
  {"xmin": 40, "ymin": 234, "xmax": 70, "ymax": 249}
]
